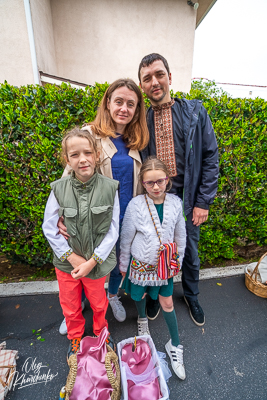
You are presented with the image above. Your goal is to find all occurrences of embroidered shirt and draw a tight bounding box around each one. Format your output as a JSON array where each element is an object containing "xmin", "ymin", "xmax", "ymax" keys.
[{"xmin": 151, "ymin": 99, "xmax": 185, "ymax": 190}]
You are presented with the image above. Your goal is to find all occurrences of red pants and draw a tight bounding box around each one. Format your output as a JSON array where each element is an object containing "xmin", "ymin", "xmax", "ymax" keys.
[{"xmin": 55, "ymin": 268, "xmax": 108, "ymax": 340}]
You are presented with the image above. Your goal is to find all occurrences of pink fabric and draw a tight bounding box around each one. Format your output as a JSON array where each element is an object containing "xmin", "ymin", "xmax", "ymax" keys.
[
  {"xmin": 56, "ymin": 268, "xmax": 108, "ymax": 339},
  {"xmin": 121, "ymin": 339, "xmax": 161, "ymax": 400},
  {"xmin": 70, "ymin": 327, "xmax": 114, "ymax": 400}
]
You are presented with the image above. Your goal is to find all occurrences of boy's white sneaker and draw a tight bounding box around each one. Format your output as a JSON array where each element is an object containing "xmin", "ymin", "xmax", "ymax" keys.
[
  {"xmin": 165, "ymin": 339, "xmax": 186, "ymax": 380},
  {"xmin": 137, "ymin": 317, "xmax": 151, "ymax": 336},
  {"xmin": 59, "ymin": 318, "xmax": 67, "ymax": 335},
  {"xmin": 107, "ymin": 293, "xmax": 126, "ymax": 322},
  {"xmin": 59, "ymin": 301, "xmax": 85, "ymax": 335}
]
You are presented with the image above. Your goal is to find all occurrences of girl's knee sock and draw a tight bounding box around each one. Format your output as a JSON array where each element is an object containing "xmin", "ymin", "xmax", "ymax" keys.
[
  {"xmin": 162, "ymin": 309, "xmax": 180, "ymax": 347},
  {"xmin": 135, "ymin": 298, "xmax": 147, "ymax": 318}
]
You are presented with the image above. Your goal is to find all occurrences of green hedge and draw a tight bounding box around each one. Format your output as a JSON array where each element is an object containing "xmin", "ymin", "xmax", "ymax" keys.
[
  {"xmin": 179, "ymin": 81, "xmax": 267, "ymax": 263},
  {"xmin": 0, "ymin": 82, "xmax": 108, "ymax": 265},
  {"xmin": 0, "ymin": 80, "xmax": 266, "ymax": 266}
]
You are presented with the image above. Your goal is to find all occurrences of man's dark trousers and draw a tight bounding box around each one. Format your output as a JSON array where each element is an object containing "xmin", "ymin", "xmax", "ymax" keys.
[{"xmin": 177, "ymin": 192, "xmax": 200, "ymax": 301}]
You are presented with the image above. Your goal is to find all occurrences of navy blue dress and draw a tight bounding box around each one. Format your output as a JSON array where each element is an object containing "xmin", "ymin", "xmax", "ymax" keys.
[{"xmin": 108, "ymin": 134, "xmax": 134, "ymax": 294}]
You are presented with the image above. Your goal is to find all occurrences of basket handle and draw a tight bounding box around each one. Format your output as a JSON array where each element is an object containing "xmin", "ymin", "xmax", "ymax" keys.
[
  {"xmin": 105, "ymin": 345, "xmax": 120, "ymax": 390},
  {"xmin": 251, "ymin": 252, "xmax": 267, "ymax": 282}
]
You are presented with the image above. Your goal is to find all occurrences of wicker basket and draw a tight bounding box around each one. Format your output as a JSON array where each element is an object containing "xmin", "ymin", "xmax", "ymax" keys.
[
  {"xmin": 245, "ymin": 252, "xmax": 267, "ymax": 298},
  {"xmin": 65, "ymin": 343, "xmax": 121, "ymax": 400}
]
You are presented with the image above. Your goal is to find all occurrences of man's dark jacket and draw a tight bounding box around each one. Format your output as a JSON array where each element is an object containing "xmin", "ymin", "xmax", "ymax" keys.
[{"xmin": 141, "ymin": 98, "xmax": 219, "ymax": 217}]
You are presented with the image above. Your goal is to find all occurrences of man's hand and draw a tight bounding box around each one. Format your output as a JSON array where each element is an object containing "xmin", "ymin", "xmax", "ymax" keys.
[
  {"xmin": 57, "ymin": 216, "xmax": 70, "ymax": 240},
  {"xmin": 192, "ymin": 207, "xmax": 209, "ymax": 226},
  {"xmin": 67, "ymin": 253, "xmax": 87, "ymax": 269},
  {"xmin": 71, "ymin": 258, "xmax": 97, "ymax": 280}
]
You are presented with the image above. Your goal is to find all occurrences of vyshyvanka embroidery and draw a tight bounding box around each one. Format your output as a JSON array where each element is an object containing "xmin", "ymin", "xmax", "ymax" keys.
[
  {"xmin": 92, "ymin": 253, "xmax": 104, "ymax": 265},
  {"xmin": 60, "ymin": 248, "xmax": 73, "ymax": 262},
  {"xmin": 153, "ymin": 99, "xmax": 177, "ymax": 177},
  {"xmin": 129, "ymin": 257, "xmax": 168, "ymax": 287}
]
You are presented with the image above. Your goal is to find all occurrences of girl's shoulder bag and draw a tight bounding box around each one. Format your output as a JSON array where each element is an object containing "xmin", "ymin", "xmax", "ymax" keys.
[{"xmin": 145, "ymin": 194, "xmax": 181, "ymax": 280}]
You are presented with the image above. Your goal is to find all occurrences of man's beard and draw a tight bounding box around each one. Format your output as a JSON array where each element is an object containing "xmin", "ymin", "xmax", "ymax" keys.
[{"xmin": 150, "ymin": 87, "xmax": 167, "ymax": 104}]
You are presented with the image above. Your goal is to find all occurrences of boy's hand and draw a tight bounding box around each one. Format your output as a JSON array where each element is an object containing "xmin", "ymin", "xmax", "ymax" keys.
[
  {"xmin": 67, "ymin": 253, "xmax": 87, "ymax": 269},
  {"xmin": 58, "ymin": 216, "xmax": 70, "ymax": 239},
  {"xmin": 71, "ymin": 258, "xmax": 97, "ymax": 279}
]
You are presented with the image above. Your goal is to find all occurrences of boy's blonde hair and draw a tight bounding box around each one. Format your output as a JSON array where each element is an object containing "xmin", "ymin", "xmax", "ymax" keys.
[
  {"xmin": 139, "ymin": 156, "xmax": 172, "ymax": 192},
  {"xmin": 61, "ymin": 127, "xmax": 99, "ymax": 167}
]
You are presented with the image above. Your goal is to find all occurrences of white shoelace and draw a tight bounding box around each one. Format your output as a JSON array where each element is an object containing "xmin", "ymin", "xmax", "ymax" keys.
[{"xmin": 138, "ymin": 319, "xmax": 150, "ymax": 335}]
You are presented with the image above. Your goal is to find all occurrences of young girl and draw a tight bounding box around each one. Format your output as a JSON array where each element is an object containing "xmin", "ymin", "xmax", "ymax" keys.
[
  {"xmin": 42, "ymin": 127, "xmax": 120, "ymax": 360},
  {"xmin": 119, "ymin": 156, "xmax": 187, "ymax": 380}
]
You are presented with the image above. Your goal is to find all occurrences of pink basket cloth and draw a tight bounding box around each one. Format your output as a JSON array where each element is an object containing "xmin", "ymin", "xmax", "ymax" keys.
[
  {"xmin": 0, "ymin": 342, "xmax": 18, "ymax": 400},
  {"xmin": 121, "ymin": 339, "xmax": 162, "ymax": 400},
  {"xmin": 70, "ymin": 327, "xmax": 115, "ymax": 400}
]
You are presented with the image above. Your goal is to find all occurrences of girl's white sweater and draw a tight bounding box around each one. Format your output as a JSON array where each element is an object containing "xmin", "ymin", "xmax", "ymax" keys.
[{"xmin": 119, "ymin": 194, "xmax": 186, "ymax": 272}]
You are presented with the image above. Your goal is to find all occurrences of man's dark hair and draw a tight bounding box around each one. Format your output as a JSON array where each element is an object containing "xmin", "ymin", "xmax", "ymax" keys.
[{"xmin": 138, "ymin": 53, "xmax": 170, "ymax": 82}]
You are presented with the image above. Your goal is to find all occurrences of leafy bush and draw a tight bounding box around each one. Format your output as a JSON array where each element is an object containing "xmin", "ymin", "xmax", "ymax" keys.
[
  {"xmin": 176, "ymin": 80, "xmax": 267, "ymax": 263},
  {"xmin": 0, "ymin": 82, "xmax": 108, "ymax": 265},
  {"xmin": 0, "ymin": 80, "xmax": 266, "ymax": 266}
]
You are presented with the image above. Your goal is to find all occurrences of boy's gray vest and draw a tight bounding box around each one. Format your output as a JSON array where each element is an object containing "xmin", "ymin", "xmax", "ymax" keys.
[{"xmin": 50, "ymin": 172, "xmax": 119, "ymax": 279}]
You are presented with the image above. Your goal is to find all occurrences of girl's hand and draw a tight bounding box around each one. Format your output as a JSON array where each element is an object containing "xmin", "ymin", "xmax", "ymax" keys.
[
  {"xmin": 67, "ymin": 253, "xmax": 87, "ymax": 269},
  {"xmin": 71, "ymin": 258, "xmax": 97, "ymax": 279}
]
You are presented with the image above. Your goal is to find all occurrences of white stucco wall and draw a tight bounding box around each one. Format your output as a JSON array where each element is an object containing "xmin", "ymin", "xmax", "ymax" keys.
[
  {"xmin": 30, "ymin": 0, "xmax": 58, "ymax": 75},
  {"xmin": 50, "ymin": 0, "xmax": 197, "ymax": 92},
  {"xmin": 0, "ymin": 0, "xmax": 34, "ymax": 85},
  {"xmin": 0, "ymin": 0, "xmax": 197, "ymax": 91}
]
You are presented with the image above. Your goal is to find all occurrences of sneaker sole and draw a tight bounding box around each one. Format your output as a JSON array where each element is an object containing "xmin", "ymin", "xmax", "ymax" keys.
[
  {"xmin": 137, "ymin": 331, "xmax": 151, "ymax": 336},
  {"xmin": 165, "ymin": 343, "xmax": 186, "ymax": 380},
  {"xmin": 184, "ymin": 296, "xmax": 205, "ymax": 327},
  {"xmin": 146, "ymin": 306, "xmax": 161, "ymax": 321},
  {"xmin": 111, "ymin": 313, "xmax": 126, "ymax": 322}
]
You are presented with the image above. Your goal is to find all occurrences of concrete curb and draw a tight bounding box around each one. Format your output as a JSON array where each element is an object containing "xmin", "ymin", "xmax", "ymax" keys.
[
  {"xmin": 173, "ymin": 264, "xmax": 245, "ymax": 283},
  {"xmin": 0, "ymin": 264, "xmax": 246, "ymax": 297}
]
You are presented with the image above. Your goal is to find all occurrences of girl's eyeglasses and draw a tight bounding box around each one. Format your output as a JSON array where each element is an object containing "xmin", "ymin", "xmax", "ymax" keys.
[{"xmin": 142, "ymin": 177, "xmax": 168, "ymax": 188}]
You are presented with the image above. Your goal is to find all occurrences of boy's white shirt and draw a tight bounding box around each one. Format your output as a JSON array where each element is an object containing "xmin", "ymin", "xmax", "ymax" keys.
[{"xmin": 42, "ymin": 190, "xmax": 120, "ymax": 262}]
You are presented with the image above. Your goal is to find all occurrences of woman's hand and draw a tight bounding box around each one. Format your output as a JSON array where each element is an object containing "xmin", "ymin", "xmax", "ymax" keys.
[
  {"xmin": 120, "ymin": 271, "xmax": 126, "ymax": 278},
  {"xmin": 67, "ymin": 253, "xmax": 87, "ymax": 269},
  {"xmin": 71, "ymin": 258, "xmax": 97, "ymax": 280},
  {"xmin": 57, "ymin": 216, "xmax": 70, "ymax": 240}
]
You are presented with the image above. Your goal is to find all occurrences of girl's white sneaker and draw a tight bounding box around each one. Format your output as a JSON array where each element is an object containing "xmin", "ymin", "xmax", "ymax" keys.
[
  {"xmin": 137, "ymin": 317, "xmax": 151, "ymax": 336},
  {"xmin": 165, "ymin": 340, "xmax": 186, "ymax": 380}
]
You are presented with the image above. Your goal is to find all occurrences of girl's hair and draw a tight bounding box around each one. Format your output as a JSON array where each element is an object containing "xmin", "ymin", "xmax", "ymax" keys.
[
  {"xmin": 88, "ymin": 78, "xmax": 149, "ymax": 151},
  {"xmin": 61, "ymin": 126, "xmax": 99, "ymax": 166},
  {"xmin": 139, "ymin": 156, "xmax": 172, "ymax": 192}
]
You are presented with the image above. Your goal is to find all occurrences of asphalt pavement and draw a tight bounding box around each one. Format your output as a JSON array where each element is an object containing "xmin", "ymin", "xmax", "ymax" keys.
[{"xmin": 1, "ymin": 275, "xmax": 266, "ymax": 400}]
